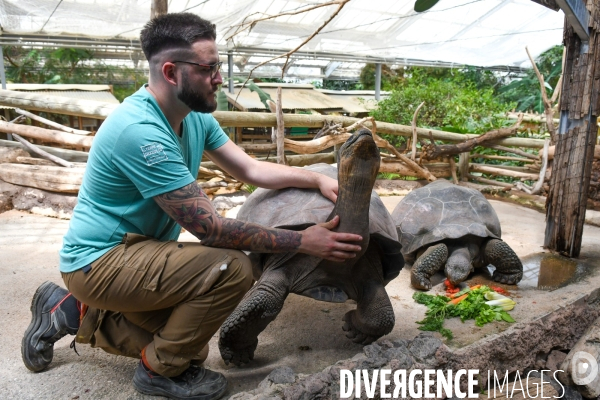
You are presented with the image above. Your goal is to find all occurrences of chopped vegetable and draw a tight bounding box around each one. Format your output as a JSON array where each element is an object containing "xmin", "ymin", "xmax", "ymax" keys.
[
  {"xmin": 413, "ymin": 284, "xmax": 517, "ymax": 340},
  {"xmin": 449, "ymin": 293, "xmax": 469, "ymax": 305}
]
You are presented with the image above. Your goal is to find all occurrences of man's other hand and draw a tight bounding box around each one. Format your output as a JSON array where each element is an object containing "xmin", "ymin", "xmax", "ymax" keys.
[
  {"xmin": 298, "ymin": 216, "xmax": 362, "ymax": 262},
  {"xmin": 318, "ymin": 175, "xmax": 338, "ymax": 203}
]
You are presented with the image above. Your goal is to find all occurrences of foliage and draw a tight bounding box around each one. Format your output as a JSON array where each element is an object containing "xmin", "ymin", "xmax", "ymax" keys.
[
  {"xmin": 497, "ymin": 45, "xmax": 564, "ymax": 113},
  {"xmin": 413, "ymin": 285, "xmax": 515, "ymax": 340},
  {"xmin": 3, "ymin": 46, "xmax": 147, "ymax": 102},
  {"xmin": 360, "ymin": 63, "xmax": 404, "ymax": 91},
  {"xmin": 242, "ymin": 183, "xmax": 257, "ymax": 194},
  {"xmin": 377, "ymin": 172, "xmax": 417, "ymax": 181},
  {"xmin": 370, "ymin": 67, "xmax": 514, "ymax": 147},
  {"xmin": 320, "ymin": 79, "xmax": 363, "ymax": 91}
]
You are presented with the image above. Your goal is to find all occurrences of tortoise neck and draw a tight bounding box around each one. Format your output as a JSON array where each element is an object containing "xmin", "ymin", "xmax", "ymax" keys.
[{"xmin": 329, "ymin": 157, "xmax": 378, "ymax": 255}]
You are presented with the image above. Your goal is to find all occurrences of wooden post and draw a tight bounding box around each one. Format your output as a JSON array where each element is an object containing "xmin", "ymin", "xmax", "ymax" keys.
[
  {"xmin": 275, "ymin": 87, "xmax": 287, "ymax": 165},
  {"xmin": 458, "ymin": 152, "xmax": 469, "ymax": 181},
  {"xmin": 151, "ymin": 0, "xmax": 168, "ymax": 19},
  {"xmin": 545, "ymin": 4, "xmax": 600, "ymax": 257}
]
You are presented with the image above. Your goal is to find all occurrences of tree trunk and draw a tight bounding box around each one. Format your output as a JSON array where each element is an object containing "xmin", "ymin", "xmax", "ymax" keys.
[{"xmin": 545, "ymin": 6, "xmax": 600, "ymax": 257}]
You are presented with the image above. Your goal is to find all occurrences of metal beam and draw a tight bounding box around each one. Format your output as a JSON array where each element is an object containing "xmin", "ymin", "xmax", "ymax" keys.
[
  {"xmin": 555, "ymin": 0, "xmax": 589, "ymax": 41},
  {"xmin": 323, "ymin": 61, "xmax": 341, "ymax": 78}
]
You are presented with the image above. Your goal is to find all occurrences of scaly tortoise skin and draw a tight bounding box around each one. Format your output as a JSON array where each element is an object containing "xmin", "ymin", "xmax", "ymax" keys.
[
  {"xmin": 391, "ymin": 179, "xmax": 523, "ymax": 290},
  {"xmin": 218, "ymin": 130, "xmax": 404, "ymax": 366}
]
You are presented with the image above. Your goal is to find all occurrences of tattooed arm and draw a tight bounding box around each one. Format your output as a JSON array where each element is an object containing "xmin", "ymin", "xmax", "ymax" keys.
[{"xmin": 154, "ymin": 182, "xmax": 362, "ymax": 261}]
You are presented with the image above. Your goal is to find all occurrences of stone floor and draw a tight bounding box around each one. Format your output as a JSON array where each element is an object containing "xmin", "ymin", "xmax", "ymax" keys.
[{"xmin": 2, "ymin": 197, "xmax": 600, "ymax": 399}]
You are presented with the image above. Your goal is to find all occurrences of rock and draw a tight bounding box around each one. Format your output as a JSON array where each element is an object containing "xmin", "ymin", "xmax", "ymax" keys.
[
  {"xmin": 0, "ymin": 147, "xmax": 30, "ymax": 164},
  {"xmin": 212, "ymin": 193, "xmax": 247, "ymax": 210},
  {"xmin": 408, "ymin": 333, "xmax": 442, "ymax": 364},
  {"xmin": 12, "ymin": 188, "xmax": 77, "ymax": 219},
  {"xmin": 383, "ymin": 348, "xmax": 414, "ymax": 369},
  {"xmin": 546, "ymin": 350, "xmax": 568, "ymax": 373},
  {"xmin": 266, "ymin": 366, "xmax": 296, "ymax": 385},
  {"xmin": 363, "ymin": 342, "xmax": 382, "ymax": 359},
  {"xmin": 557, "ymin": 316, "xmax": 600, "ymax": 398},
  {"xmin": 0, "ymin": 193, "xmax": 12, "ymax": 213}
]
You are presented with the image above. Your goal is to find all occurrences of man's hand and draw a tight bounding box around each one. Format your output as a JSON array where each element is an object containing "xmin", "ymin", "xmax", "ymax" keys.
[
  {"xmin": 317, "ymin": 175, "xmax": 338, "ymax": 203},
  {"xmin": 298, "ymin": 216, "xmax": 362, "ymax": 262}
]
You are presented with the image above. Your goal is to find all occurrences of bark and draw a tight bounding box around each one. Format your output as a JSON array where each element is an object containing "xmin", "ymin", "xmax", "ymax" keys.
[
  {"xmin": 545, "ymin": 5, "xmax": 600, "ymax": 257},
  {"xmin": 421, "ymin": 114, "xmax": 524, "ymax": 160}
]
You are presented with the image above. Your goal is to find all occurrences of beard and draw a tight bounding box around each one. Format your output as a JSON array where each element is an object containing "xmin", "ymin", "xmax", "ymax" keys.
[{"xmin": 177, "ymin": 71, "xmax": 217, "ymax": 113}]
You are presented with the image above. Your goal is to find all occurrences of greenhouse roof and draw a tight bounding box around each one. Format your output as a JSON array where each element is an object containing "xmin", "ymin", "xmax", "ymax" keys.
[{"xmin": 0, "ymin": 0, "xmax": 566, "ymax": 80}]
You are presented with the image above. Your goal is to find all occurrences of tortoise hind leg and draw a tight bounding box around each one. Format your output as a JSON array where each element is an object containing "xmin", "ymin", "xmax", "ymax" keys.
[
  {"xmin": 343, "ymin": 280, "xmax": 394, "ymax": 345},
  {"xmin": 219, "ymin": 269, "xmax": 289, "ymax": 366},
  {"xmin": 483, "ymin": 239, "xmax": 523, "ymax": 284},
  {"xmin": 411, "ymin": 243, "xmax": 448, "ymax": 290}
]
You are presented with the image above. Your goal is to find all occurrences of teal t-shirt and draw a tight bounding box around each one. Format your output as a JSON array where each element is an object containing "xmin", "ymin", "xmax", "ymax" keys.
[{"xmin": 59, "ymin": 86, "xmax": 229, "ymax": 273}]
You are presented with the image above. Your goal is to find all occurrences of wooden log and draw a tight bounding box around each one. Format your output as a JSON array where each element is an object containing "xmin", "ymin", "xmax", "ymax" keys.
[
  {"xmin": 14, "ymin": 108, "xmax": 91, "ymax": 135},
  {"xmin": 0, "ymin": 163, "xmax": 84, "ymax": 193},
  {"xmin": 470, "ymin": 163, "xmax": 540, "ymax": 173},
  {"xmin": 212, "ymin": 111, "xmax": 546, "ymax": 148},
  {"xmin": 0, "ymin": 139, "xmax": 89, "ymax": 162},
  {"xmin": 488, "ymin": 144, "xmax": 539, "ymax": 160},
  {"xmin": 16, "ymin": 156, "xmax": 64, "ymax": 166},
  {"xmin": 466, "ymin": 174, "xmax": 514, "ymax": 189},
  {"xmin": 11, "ymin": 133, "xmax": 74, "ymax": 168},
  {"xmin": 544, "ymin": 144, "xmax": 600, "ymax": 160},
  {"xmin": 0, "ymin": 147, "xmax": 30, "ymax": 163},
  {"xmin": 506, "ymin": 111, "xmax": 559, "ymax": 124},
  {"xmin": 458, "ymin": 152, "xmax": 469, "ymax": 181},
  {"xmin": 470, "ymin": 164, "xmax": 541, "ymax": 180},
  {"xmin": 151, "ymin": 0, "xmax": 168, "ymax": 18},
  {"xmin": 239, "ymin": 133, "xmax": 389, "ymax": 155},
  {"xmin": 422, "ymin": 114, "xmax": 524, "ymax": 160},
  {"xmin": 0, "ymin": 89, "xmax": 546, "ymax": 149},
  {"xmin": 200, "ymin": 152, "xmax": 335, "ymax": 171},
  {"xmin": 0, "ymin": 89, "xmax": 118, "ymax": 119},
  {"xmin": 379, "ymin": 162, "xmax": 451, "ymax": 178},
  {"xmin": 0, "ymin": 121, "xmax": 93, "ymax": 149},
  {"xmin": 469, "ymin": 154, "xmax": 535, "ymax": 163},
  {"xmin": 380, "ymin": 140, "xmax": 436, "ymax": 181},
  {"xmin": 198, "ymin": 181, "xmax": 227, "ymax": 189}
]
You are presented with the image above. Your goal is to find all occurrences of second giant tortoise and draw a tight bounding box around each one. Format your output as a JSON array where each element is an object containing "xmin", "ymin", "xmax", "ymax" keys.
[
  {"xmin": 392, "ymin": 179, "xmax": 523, "ymax": 290},
  {"xmin": 218, "ymin": 130, "xmax": 404, "ymax": 366}
]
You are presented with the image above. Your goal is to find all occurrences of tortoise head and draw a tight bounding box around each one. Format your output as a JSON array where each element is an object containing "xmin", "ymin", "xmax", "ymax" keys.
[{"xmin": 329, "ymin": 129, "xmax": 380, "ymax": 255}]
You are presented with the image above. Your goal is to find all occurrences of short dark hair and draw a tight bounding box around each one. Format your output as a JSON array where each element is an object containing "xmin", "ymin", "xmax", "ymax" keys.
[{"xmin": 140, "ymin": 13, "xmax": 217, "ymax": 61}]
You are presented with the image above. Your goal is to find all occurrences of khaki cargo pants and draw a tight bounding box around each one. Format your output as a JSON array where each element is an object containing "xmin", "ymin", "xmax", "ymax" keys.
[{"xmin": 61, "ymin": 233, "xmax": 253, "ymax": 377}]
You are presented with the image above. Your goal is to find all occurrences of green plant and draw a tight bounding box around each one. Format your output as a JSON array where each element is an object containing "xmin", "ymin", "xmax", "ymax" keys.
[
  {"xmin": 413, "ymin": 285, "xmax": 515, "ymax": 340},
  {"xmin": 370, "ymin": 67, "xmax": 514, "ymax": 148},
  {"xmin": 242, "ymin": 183, "xmax": 257, "ymax": 194},
  {"xmin": 497, "ymin": 45, "xmax": 563, "ymax": 113}
]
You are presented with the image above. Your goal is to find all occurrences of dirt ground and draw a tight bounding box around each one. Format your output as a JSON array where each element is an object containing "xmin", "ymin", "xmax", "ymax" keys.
[{"xmin": 2, "ymin": 198, "xmax": 600, "ymax": 399}]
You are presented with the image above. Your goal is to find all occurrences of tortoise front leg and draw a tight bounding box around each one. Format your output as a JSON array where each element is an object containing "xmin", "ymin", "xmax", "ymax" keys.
[
  {"xmin": 411, "ymin": 243, "xmax": 448, "ymax": 290},
  {"xmin": 342, "ymin": 280, "xmax": 394, "ymax": 345},
  {"xmin": 483, "ymin": 239, "xmax": 523, "ymax": 285},
  {"xmin": 219, "ymin": 269, "xmax": 289, "ymax": 366}
]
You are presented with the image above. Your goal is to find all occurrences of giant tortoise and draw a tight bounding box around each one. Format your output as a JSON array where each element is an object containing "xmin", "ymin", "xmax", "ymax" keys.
[
  {"xmin": 218, "ymin": 129, "xmax": 404, "ymax": 366},
  {"xmin": 392, "ymin": 179, "xmax": 523, "ymax": 290}
]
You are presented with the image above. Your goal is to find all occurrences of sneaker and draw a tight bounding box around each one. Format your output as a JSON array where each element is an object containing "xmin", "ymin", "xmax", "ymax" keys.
[
  {"xmin": 22, "ymin": 281, "xmax": 79, "ymax": 372},
  {"xmin": 133, "ymin": 360, "xmax": 228, "ymax": 400}
]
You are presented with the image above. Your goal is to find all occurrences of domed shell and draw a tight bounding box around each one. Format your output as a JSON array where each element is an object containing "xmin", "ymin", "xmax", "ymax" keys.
[
  {"xmin": 392, "ymin": 179, "xmax": 501, "ymax": 257},
  {"xmin": 237, "ymin": 163, "xmax": 403, "ymax": 279}
]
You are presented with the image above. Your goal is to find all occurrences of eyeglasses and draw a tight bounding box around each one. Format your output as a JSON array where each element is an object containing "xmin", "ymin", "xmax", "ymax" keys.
[{"xmin": 172, "ymin": 60, "xmax": 223, "ymax": 79}]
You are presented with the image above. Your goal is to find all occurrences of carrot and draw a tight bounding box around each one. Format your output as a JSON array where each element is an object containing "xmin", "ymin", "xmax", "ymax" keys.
[
  {"xmin": 470, "ymin": 284, "xmax": 482, "ymax": 290},
  {"xmin": 449, "ymin": 293, "xmax": 469, "ymax": 305}
]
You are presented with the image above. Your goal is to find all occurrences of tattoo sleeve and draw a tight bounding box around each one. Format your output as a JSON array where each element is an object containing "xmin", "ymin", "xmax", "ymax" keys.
[{"xmin": 154, "ymin": 182, "xmax": 302, "ymax": 252}]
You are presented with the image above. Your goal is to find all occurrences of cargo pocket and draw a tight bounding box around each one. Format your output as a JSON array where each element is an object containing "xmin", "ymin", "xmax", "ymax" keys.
[{"xmin": 197, "ymin": 254, "xmax": 233, "ymax": 296}]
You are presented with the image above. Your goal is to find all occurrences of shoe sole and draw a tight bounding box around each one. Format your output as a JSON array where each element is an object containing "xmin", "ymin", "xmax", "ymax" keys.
[
  {"xmin": 133, "ymin": 374, "xmax": 228, "ymax": 400},
  {"xmin": 21, "ymin": 281, "xmax": 57, "ymax": 372}
]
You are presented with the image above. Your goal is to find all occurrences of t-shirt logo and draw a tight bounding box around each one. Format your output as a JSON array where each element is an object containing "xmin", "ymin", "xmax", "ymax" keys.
[{"xmin": 141, "ymin": 143, "xmax": 168, "ymax": 166}]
